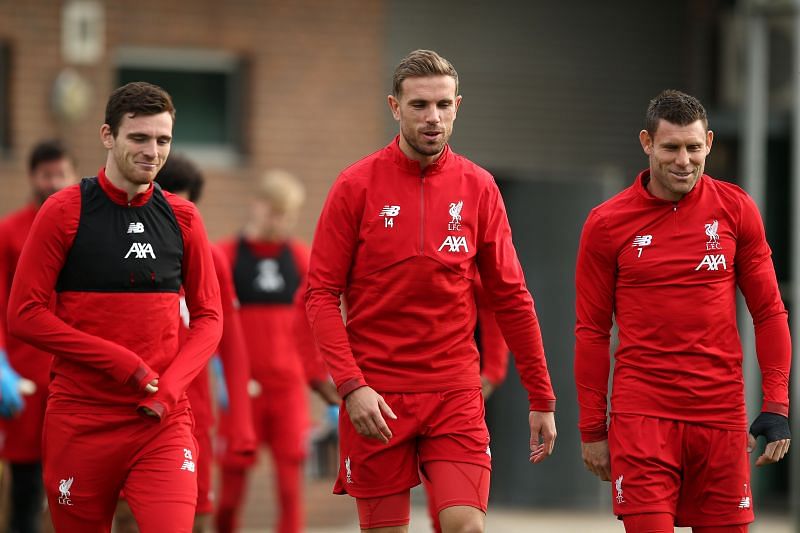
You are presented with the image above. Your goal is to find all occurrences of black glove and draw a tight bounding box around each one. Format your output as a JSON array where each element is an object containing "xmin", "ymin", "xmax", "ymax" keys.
[{"xmin": 749, "ymin": 412, "xmax": 790, "ymax": 443}]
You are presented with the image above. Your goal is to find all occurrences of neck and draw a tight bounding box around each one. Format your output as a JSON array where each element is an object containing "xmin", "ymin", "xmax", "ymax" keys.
[{"xmin": 104, "ymin": 158, "xmax": 149, "ymax": 201}]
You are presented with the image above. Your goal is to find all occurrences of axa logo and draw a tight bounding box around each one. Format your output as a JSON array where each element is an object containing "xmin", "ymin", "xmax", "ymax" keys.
[
  {"xmin": 438, "ymin": 235, "xmax": 469, "ymax": 253},
  {"xmin": 127, "ymin": 222, "xmax": 144, "ymax": 234},
  {"xmin": 379, "ymin": 205, "xmax": 400, "ymax": 228},
  {"xmin": 124, "ymin": 242, "xmax": 156, "ymax": 259},
  {"xmin": 695, "ymin": 254, "xmax": 727, "ymax": 271},
  {"xmin": 58, "ymin": 477, "xmax": 74, "ymax": 506}
]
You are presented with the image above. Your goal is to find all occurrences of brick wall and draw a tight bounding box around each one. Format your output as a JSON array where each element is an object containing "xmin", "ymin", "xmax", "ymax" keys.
[{"xmin": 0, "ymin": 0, "xmax": 387, "ymax": 242}]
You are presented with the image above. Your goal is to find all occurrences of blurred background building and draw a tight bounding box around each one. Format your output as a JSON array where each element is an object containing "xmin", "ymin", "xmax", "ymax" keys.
[{"xmin": 0, "ymin": 0, "xmax": 796, "ymax": 530}]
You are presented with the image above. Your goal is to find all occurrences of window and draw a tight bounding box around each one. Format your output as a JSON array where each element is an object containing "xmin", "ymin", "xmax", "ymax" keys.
[{"xmin": 115, "ymin": 47, "xmax": 246, "ymax": 166}]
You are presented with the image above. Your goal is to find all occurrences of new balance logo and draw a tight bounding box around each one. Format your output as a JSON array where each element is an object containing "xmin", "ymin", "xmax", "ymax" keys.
[
  {"xmin": 695, "ymin": 254, "xmax": 727, "ymax": 271},
  {"xmin": 58, "ymin": 477, "xmax": 74, "ymax": 506},
  {"xmin": 739, "ymin": 496, "xmax": 751, "ymax": 509},
  {"xmin": 632, "ymin": 235, "xmax": 652, "ymax": 247},
  {"xmin": 181, "ymin": 448, "xmax": 196, "ymax": 473},
  {"xmin": 438, "ymin": 235, "xmax": 469, "ymax": 253},
  {"xmin": 124, "ymin": 242, "xmax": 156, "ymax": 259},
  {"xmin": 379, "ymin": 205, "xmax": 400, "ymax": 217},
  {"xmin": 127, "ymin": 222, "xmax": 144, "ymax": 234}
]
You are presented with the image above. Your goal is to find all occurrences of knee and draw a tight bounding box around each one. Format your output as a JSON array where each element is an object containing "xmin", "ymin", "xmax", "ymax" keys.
[{"xmin": 440, "ymin": 516, "xmax": 484, "ymax": 533}]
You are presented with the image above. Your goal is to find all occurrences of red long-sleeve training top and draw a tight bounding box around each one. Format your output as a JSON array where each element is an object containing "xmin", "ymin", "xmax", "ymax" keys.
[
  {"xmin": 306, "ymin": 138, "xmax": 555, "ymax": 410},
  {"xmin": 574, "ymin": 170, "xmax": 791, "ymax": 442},
  {"xmin": 7, "ymin": 169, "xmax": 222, "ymax": 420},
  {"xmin": 0, "ymin": 204, "xmax": 52, "ymax": 387}
]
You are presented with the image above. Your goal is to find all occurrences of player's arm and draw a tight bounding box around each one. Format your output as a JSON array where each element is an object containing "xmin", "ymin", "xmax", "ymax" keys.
[
  {"xmin": 474, "ymin": 179, "xmax": 555, "ymax": 462},
  {"xmin": 735, "ymin": 194, "xmax": 791, "ymax": 466},
  {"xmin": 138, "ymin": 204, "xmax": 222, "ymax": 419},
  {"xmin": 474, "ymin": 277, "xmax": 509, "ymax": 398},
  {"xmin": 306, "ymin": 175, "xmax": 394, "ymax": 442},
  {"xmin": 294, "ymin": 284, "xmax": 340, "ymax": 405},
  {"xmin": 574, "ymin": 209, "xmax": 616, "ymax": 481},
  {"xmin": 210, "ymin": 245, "xmax": 256, "ymax": 456},
  {"xmin": 7, "ymin": 193, "xmax": 157, "ymax": 391}
]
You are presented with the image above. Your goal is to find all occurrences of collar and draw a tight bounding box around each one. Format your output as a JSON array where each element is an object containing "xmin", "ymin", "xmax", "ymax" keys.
[
  {"xmin": 386, "ymin": 135, "xmax": 451, "ymax": 176},
  {"xmin": 634, "ymin": 168, "xmax": 705, "ymax": 207},
  {"xmin": 98, "ymin": 167, "xmax": 154, "ymax": 207}
]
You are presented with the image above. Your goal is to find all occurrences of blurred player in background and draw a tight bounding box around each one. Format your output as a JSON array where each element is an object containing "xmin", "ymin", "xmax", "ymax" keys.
[
  {"xmin": 216, "ymin": 169, "xmax": 337, "ymax": 533},
  {"xmin": 306, "ymin": 49, "xmax": 556, "ymax": 533},
  {"xmin": 113, "ymin": 154, "xmax": 257, "ymax": 533},
  {"xmin": 575, "ymin": 90, "xmax": 791, "ymax": 532},
  {"xmin": 0, "ymin": 139, "xmax": 77, "ymax": 533},
  {"xmin": 7, "ymin": 82, "xmax": 222, "ymax": 532}
]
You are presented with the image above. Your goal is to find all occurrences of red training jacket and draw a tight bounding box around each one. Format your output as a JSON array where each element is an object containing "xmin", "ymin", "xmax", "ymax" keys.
[
  {"xmin": 306, "ymin": 137, "xmax": 555, "ymax": 410},
  {"xmin": 7, "ymin": 169, "xmax": 222, "ymax": 420},
  {"xmin": 574, "ymin": 170, "xmax": 791, "ymax": 442}
]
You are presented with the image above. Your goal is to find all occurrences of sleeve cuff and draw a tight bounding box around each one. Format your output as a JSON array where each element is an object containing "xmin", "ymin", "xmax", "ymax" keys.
[
  {"xmin": 528, "ymin": 398, "xmax": 556, "ymax": 412},
  {"xmin": 337, "ymin": 377, "xmax": 367, "ymax": 399},
  {"xmin": 130, "ymin": 364, "xmax": 158, "ymax": 391},
  {"xmin": 762, "ymin": 401, "xmax": 789, "ymax": 417},
  {"xmin": 580, "ymin": 428, "xmax": 609, "ymax": 443},
  {"xmin": 137, "ymin": 399, "xmax": 166, "ymax": 421}
]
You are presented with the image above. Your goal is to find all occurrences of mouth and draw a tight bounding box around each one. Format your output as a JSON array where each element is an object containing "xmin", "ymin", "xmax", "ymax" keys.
[
  {"xmin": 421, "ymin": 130, "xmax": 443, "ymax": 142},
  {"xmin": 135, "ymin": 162, "xmax": 158, "ymax": 171},
  {"xmin": 670, "ymin": 170, "xmax": 694, "ymax": 180}
]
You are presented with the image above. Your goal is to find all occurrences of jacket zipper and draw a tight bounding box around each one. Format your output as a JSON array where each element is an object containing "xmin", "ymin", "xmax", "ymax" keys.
[{"xmin": 419, "ymin": 170, "xmax": 425, "ymax": 254}]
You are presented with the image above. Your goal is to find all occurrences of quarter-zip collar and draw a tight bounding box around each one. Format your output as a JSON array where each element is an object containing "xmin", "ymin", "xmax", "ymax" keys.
[
  {"xmin": 387, "ymin": 135, "xmax": 451, "ymax": 177},
  {"xmin": 634, "ymin": 168, "xmax": 705, "ymax": 208},
  {"xmin": 97, "ymin": 167, "xmax": 154, "ymax": 207}
]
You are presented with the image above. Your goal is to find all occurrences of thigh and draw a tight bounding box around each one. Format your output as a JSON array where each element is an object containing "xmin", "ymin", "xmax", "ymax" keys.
[
  {"xmin": 124, "ymin": 411, "xmax": 198, "ymax": 533},
  {"xmin": 677, "ymin": 425, "xmax": 753, "ymax": 528},
  {"xmin": 257, "ymin": 386, "xmax": 309, "ymax": 460},
  {"xmin": 335, "ymin": 393, "xmax": 421, "ymax": 498},
  {"xmin": 419, "ymin": 388, "xmax": 491, "ymax": 470},
  {"xmin": 194, "ymin": 427, "xmax": 214, "ymax": 515},
  {"xmin": 609, "ymin": 414, "xmax": 682, "ymax": 518},
  {"xmin": 355, "ymin": 490, "xmax": 411, "ymax": 530},
  {"xmin": 421, "ymin": 460, "xmax": 490, "ymax": 515},
  {"xmin": 42, "ymin": 412, "xmax": 123, "ymax": 532}
]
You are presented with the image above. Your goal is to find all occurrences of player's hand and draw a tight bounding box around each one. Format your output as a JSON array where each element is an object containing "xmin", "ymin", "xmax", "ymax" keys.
[
  {"xmin": 0, "ymin": 350, "xmax": 24, "ymax": 418},
  {"xmin": 140, "ymin": 406, "xmax": 159, "ymax": 418},
  {"xmin": 344, "ymin": 386, "xmax": 397, "ymax": 444},
  {"xmin": 529, "ymin": 410, "xmax": 556, "ymax": 464},
  {"xmin": 480, "ymin": 375, "xmax": 496, "ymax": 400},
  {"xmin": 582, "ymin": 439, "xmax": 611, "ymax": 481},
  {"xmin": 144, "ymin": 379, "xmax": 159, "ymax": 394},
  {"xmin": 748, "ymin": 412, "xmax": 791, "ymax": 467}
]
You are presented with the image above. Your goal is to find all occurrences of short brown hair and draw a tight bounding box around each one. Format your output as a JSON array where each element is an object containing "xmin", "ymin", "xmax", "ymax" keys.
[
  {"xmin": 256, "ymin": 169, "xmax": 305, "ymax": 212},
  {"xmin": 104, "ymin": 82, "xmax": 175, "ymax": 137},
  {"xmin": 392, "ymin": 49, "xmax": 459, "ymax": 97},
  {"xmin": 645, "ymin": 90, "xmax": 708, "ymax": 136}
]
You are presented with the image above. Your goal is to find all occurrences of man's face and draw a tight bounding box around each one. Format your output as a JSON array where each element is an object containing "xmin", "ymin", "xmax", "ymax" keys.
[
  {"xmin": 250, "ymin": 198, "xmax": 300, "ymax": 241},
  {"xmin": 640, "ymin": 119, "xmax": 713, "ymax": 202},
  {"xmin": 101, "ymin": 112, "xmax": 173, "ymax": 187},
  {"xmin": 388, "ymin": 75, "xmax": 462, "ymax": 162},
  {"xmin": 29, "ymin": 158, "xmax": 77, "ymax": 204}
]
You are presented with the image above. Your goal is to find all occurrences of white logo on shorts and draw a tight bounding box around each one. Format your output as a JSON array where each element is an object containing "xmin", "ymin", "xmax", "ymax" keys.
[
  {"xmin": 181, "ymin": 448, "xmax": 196, "ymax": 473},
  {"xmin": 738, "ymin": 483, "xmax": 751, "ymax": 509},
  {"xmin": 615, "ymin": 475, "xmax": 625, "ymax": 504},
  {"xmin": 345, "ymin": 456, "xmax": 353, "ymax": 484},
  {"xmin": 58, "ymin": 477, "xmax": 74, "ymax": 506}
]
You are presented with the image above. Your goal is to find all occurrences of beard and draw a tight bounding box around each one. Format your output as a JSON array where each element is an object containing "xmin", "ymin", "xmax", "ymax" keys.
[{"xmin": 402, "ymin": 128, "xmax": 447, "ymax": 158}]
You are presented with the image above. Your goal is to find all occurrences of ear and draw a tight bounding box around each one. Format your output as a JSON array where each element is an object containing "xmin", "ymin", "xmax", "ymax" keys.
[
  {"xmin": 387, "ymin": 94, "xmax": 401, "ymax": 121},
  {"xmin": 705, "ymin": 129, "xmax": 714, "ymax": 154},
  {"xmin": 100, "ymin": 124, "xmax": 114, "ymax": 150},
  {"xmin": 453, "ymin": 95, "xmax": 463, "ymax": 119},
  {"xmin": 639, "ymin": 129, "xmax": 653, "ymax": 155}
]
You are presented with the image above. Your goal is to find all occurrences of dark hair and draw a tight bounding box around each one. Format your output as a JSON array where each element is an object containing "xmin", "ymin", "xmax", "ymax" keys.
[
  {"xmin": 646, "ymin": 90, "xmax": 708, "ymax": 136},
  {"xmin": 104, "ymin": 82, "xmax": 175, "ymax": 137},
  {"xmin": 392, "ymin": 49, "xmax": 459, "ymax": 97},
  {"xmin": 155, "ymin": 153, "xmax": 204, "ymax": 202},
  {"xmin": 28, "ymin": 139, "xmax": 72, "ymax": 173}
]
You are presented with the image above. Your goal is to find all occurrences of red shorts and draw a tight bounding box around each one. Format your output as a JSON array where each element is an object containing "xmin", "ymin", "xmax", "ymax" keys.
[
  {"xmin": 194, "ymin": 425, "xmax": 214, "ymax": 515},
  {"xmin": 251, "ymin": 382, "xmax": 309, "ymax": 460},
  {"xmin": 0, "ymin": 385, "xmax": 47, "ymax": 462},
  {"xmin": 43, "ymin": 408, "xmax": 199, "ymax": 533},
  {"xmin": 609, "ymin": 414, "xmax": 754, "ymax": 527},
  {"xmin": 335, "ymin": 388, "xmax": 491, "ymax": 498}
]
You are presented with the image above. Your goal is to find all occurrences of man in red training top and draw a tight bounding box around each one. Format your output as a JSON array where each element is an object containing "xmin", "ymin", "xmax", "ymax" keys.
[
  {"xmin": 0, "ymin": 139, "xmax": 77, "ymax": 533},
  {"xmin": 7, "ymin": 82, "xmax": 222, "ymax": 533},
  {"xmin": 216, "ymin": 169, "xmax": 337, "ymax": 533},
  {"xmin": 306, "ymin": 49, "xmax": 556, "ymax": 533},
  {"xmin": 575, "ymin": 90, "xmax": 791, "ymax": 533}
]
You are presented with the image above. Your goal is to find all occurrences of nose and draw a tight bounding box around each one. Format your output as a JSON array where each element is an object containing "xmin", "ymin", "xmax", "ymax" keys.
[
  {"xmin": 676, "ymin": 147, "xmax": 690, "ymax": 167},
  {"xmin": 142, "ymin": 139, "xmax": 158, "ymax": 159},
  {"xmin": 424, "ymin": 105, "xmax": 441, "ymax": 124}
]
